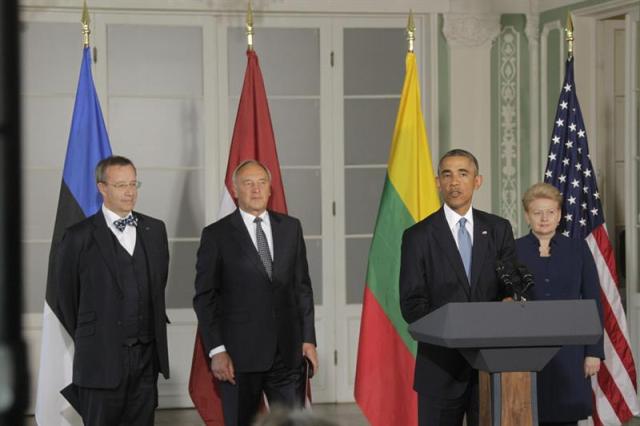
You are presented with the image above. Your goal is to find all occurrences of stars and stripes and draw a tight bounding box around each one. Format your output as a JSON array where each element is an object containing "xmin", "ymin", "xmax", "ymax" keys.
[{"xmin": 543, "ymin": 57, "xmax": 639, "ymax": 425}]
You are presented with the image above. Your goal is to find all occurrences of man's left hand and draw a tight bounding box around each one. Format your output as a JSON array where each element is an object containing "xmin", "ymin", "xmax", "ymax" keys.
[{"xmin": 302, "ymin": 343, "xmax": 319, "ymax": 377}]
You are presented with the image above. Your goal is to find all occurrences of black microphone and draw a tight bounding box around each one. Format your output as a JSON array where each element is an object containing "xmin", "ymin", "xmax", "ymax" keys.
[{"xmin": 496, "ymin": 260, "xmax": 516, "ymax": 299}]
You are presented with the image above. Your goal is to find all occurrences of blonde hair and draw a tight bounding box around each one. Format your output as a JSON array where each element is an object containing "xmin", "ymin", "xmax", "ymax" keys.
[{"xmin": 522, "ymin": 182, "xmax": 562, "ymax": 212}]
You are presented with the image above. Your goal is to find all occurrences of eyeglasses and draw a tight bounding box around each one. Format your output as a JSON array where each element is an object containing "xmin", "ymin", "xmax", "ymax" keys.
[{"xmin": 101, "ymin": 181, "xmax": 142, "ymax": 190}]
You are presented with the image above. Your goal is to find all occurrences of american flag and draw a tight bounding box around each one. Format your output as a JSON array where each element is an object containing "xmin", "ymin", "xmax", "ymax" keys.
[{"xmin": 544, "ymin": 57, "xmax": 639, "ymax": 425}]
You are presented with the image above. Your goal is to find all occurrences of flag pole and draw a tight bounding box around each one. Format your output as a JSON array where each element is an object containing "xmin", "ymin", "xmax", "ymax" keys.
[
  {"xmin": 246, "ymin": 0, "xmax": 254, "ymax": 51},
  {"xmin": 81, "ymin": 0, "xmax": 90, "ymax": 47},
  {"xmin": 565, "ymin": 12, "xmax": 573, "ymax": 59},
  {"xmin": 406, "ymin": 10, "xmax": 415, "ymax": 53}
]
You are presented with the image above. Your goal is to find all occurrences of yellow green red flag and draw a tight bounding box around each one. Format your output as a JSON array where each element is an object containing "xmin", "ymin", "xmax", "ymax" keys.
[{"xmin": 354, "ymin": 51, "xmax": 439, "ymax": 426}]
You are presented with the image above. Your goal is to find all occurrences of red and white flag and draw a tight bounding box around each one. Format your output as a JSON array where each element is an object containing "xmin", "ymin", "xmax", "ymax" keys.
[{"xmin": 188, "ymin": 48, "xmax": 298, "ymax": 425}]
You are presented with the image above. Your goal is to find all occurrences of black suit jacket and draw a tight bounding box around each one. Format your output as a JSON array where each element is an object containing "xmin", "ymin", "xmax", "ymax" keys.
[
  {"xmin": 193, "ymin": 209, "xmax": 316, "ymax": 372},
  {"xmin": 399, "ymin": 207, "xmax": 516, "ymax": 398},
  {"xmin": 55, "ymin": 210, "xmax": 170, "ymax": 390}
]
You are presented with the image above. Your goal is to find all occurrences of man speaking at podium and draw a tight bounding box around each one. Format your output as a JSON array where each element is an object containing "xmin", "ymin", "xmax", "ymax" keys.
[{"xmin": 399, "ymin": 149, "xmax": 517, "ymax": 426}]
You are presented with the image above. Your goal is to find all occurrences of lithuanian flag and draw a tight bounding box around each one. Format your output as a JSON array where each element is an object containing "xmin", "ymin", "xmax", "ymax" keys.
[{"xmin": 354, "ymin": 51, "xmax": 439, "ymax": 426}]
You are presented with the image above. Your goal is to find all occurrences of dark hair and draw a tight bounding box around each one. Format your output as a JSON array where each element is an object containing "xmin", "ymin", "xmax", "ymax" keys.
[
  {"xmin": 438, "ymin": 149, "xmax": 479, "ymax": 175},
  {"xmin": 232, "ymin": 159, "xmax": 272, "ymax": 186},
  {"xmin": 95, "ymin": 156, "xmax": 136, "ymax": 183}
]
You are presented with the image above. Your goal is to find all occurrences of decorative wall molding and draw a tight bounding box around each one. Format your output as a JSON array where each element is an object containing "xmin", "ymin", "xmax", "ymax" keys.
[
  {"xmin": 571, "ymin": 0, "xmax": 640, "ymax": 18},
  {"xmin": 527, "ymin": 13, "xmax": 541, "ymax": 185},
  {"xmin": 19, "ymin": 0, "xmax": 449, "ymax": 14},
  {"xmin": 442, "ymin": 13, "xmax": 501, "ymax": 47},
  {"xmin": 497, "ymin": 25, "xmax": 521, "ymax": 235},
  {"xmin": 525, "ymin": 13, "xmax": 540, "ymax": 46},
  {"xmin": 539, "ymin": 20, "xmax": 564, "ymax": 175}
]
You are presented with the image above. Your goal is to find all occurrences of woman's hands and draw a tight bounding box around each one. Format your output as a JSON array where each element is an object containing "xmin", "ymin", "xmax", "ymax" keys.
[{"xmin": 584, "ymin": 356, "xmax": 601, "ymax": 378}]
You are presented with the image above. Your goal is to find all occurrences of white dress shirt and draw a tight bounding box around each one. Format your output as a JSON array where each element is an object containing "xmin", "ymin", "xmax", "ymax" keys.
[
  {"xmin": 209, "ymin": 208, "xmax": 274, "ymax": 358},
  {"xmin": 102, "ymin": 205, "xmax": 136, "ymax": 255},
  {"xmin": 238, "ymin": 208, "xmax": 274, "ymax": 259},
  {"xmin": 442, "ymin": 203, "xmax": 474, "ymax": 249}
]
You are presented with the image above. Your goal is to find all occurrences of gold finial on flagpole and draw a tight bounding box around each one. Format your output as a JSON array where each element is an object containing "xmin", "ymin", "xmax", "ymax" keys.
[
  {"xmin": 81, "ymin": 0, "xmax": 90, "ymax": 47},
  {"xmin": 246, "ymin": 0, "xmax": 254, "ymax": 51},
  {"xmin": 407, "ymin": 10, "xmax": 416, "ymax": 53},
  {"xmin": 565, "ymin": 13, "xmax": 574, "ymax": 58}
]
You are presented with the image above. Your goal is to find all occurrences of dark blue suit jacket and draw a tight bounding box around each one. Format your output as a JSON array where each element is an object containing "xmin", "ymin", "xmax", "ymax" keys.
[
  {"xmin": 193, "ymin": 209, "xmax": 316, "ymax": 373},
  {"xmin": 516, "ymin": 232, "xmax": 604, "ymax": 422},
  {"xmin": 56, "ymin": 211, "xmax": 170, "ymax": 388},
  {"xmin": 400, "ymin": 207, "xmax": 516, "ymax": 398}
]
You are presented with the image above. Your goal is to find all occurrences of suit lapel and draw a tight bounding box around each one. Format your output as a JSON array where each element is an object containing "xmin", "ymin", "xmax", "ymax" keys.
[
  {"xmin": 134, "ymin": 215, "xmax": 157, "ymax": 294},
  {"xmin": 470, "ymin": 209, "xmax": 489, "ymax": 288},
  {"xmin": 432, "ymin": 208, "xmax": 471, "ymax": 296},
  {"xmin": 230, "ymin": 210, "xmax": 271, "ymax": 281},
  {"xmin": 269, "ymin": 212, "xmax": 284, "ymax": 279},
  {"xmin": 91, "ymin": 212, "xmax": 124, "ymax": 295}
]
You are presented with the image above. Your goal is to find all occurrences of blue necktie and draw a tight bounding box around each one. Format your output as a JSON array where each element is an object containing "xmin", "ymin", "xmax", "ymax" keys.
[
  {"xmin": 458, "ymin": 217, "xmax": 472, "ymax": 283},
  {"xmin": 113, "ymin": 214, "xmax": 138, "ymax": 232}
]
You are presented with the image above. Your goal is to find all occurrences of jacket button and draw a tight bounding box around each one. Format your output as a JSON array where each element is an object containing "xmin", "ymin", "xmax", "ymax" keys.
[{"xmin": 117, "ymin": 321, "xmax": 122, "ymax": 326}]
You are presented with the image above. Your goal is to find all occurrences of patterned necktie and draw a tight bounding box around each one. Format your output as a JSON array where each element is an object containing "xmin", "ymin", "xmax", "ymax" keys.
[
  {"xmin": 254, "ymin": 217, "xmax": 273, "ymax": 279},
  {"xmin": 458, "ymin": 217, "xmax": 472, "ymax": 283},
  {"xmin": 113, "ymin": 214, "xmax": 138, "ymax": 232}
]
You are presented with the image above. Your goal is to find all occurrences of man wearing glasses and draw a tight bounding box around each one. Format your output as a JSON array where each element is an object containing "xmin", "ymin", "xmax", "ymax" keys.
[{"xmin": 55, "ymin": 155, "xmax": 170, "ymax": 426}]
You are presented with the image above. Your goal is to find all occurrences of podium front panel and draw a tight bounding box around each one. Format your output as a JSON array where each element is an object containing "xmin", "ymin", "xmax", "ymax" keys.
[{"xmin": 408, "ymin": 300, "xmax": 601, "ymax": 349}]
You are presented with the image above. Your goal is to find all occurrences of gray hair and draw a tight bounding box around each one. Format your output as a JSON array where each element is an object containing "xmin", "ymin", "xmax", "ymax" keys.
[{"xmin": 232, "ymin": 159, "xmax": 272, "ymax": 186}]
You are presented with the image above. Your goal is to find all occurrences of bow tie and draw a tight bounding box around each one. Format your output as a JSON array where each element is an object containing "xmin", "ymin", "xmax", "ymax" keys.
[{"xmin": 113, "ymin": 214, "xmax": 138, "ymax": 232}]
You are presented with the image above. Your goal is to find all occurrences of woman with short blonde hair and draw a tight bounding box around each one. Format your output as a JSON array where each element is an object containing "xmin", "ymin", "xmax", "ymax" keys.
[
  {"xmin": 516, "ymin": 182, "xmax": 604, "ymax": 426},
  {"xmin": 521, "ymin": 182, "xmax": 562, "ymax": 212}
]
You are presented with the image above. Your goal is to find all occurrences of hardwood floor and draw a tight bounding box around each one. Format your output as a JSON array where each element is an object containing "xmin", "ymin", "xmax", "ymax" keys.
[{"xmin": 24, "ymin": 404, "xmax": 640, "ymax": 425}]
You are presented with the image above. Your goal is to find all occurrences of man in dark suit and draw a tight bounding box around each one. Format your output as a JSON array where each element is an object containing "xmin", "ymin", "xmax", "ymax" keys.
[
  {"xmin": 56, "ymin": 155, "xmax": 170, "ymax": 426},
  {"xmin": 399, "ymin": 149, "xmax": 516, "ymax": 426},
  {"xmin": 193, "ymin": 159, "xmax": 318, "ymax": 426}
]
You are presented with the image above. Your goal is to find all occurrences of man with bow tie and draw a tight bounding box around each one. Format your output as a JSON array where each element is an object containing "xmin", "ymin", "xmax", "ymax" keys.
[{"xmin": 55, "ymin": 155, "xmax": 170, "ymax": 426}]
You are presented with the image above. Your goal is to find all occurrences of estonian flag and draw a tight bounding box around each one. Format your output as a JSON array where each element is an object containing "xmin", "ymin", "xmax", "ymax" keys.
[{"xmin": 34, "ymin": 46, "xmax": 112, "ymax": 425}]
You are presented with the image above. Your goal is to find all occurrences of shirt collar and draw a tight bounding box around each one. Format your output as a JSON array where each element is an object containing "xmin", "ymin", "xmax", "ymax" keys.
[
  {"xmin": 102, "ymin": 204, "xmax": 132, "ymax": 225},
  {"xmin": 239, "ymin": 208, "xmax": 270, "ymax": 227},
  {"xmin": 443, "ymin": 203, "xmax": 473, "ymax": 231}
]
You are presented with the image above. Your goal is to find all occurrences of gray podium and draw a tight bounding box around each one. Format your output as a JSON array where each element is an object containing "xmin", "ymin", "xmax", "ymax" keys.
[{"xmin": 408, "ymin": 300, "xmax": 602, "ymax": 426}]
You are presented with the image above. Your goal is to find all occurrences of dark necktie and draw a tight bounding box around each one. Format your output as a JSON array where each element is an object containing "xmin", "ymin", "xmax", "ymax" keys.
[
  {"xmin": 254, "ymin": 217, "xmax": 272, "ymax": 279},
  {"xmin": 113, "ymin": 214, "xmax": 138, "ymax": 232},
  {"xmin": 458, "ymin": 217, "xmax": 472, "ymax": 283}
]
